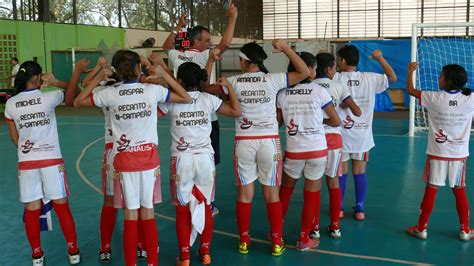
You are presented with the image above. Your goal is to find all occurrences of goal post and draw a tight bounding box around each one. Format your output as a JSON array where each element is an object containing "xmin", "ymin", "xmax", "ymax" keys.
[{"xmin": 408, "ymin": 22, "xmax": 474, "ymax": 137}]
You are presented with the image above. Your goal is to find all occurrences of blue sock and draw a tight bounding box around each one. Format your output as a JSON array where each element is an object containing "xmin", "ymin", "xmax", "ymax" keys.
[
  {"xmin": 353, "ymin": 173, "xmax": 367, "ymax": 212},
  {"xmin": 339, "ymin": 174, "xmax": 348, "ymax": 211}
]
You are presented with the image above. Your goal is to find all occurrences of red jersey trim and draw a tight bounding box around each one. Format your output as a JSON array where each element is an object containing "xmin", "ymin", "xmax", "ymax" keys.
[
  {"xmin": 113, "ymin": 144, "xmax": 160, "ymax": 172},
  {"xmin": 325, "ymin": 133, "xmax": 343, "ymax": 150},
  {"xmin": 418, "ymin": 93, "xmax": 422, "ymax": 106},
  {"xmin": 285, "ymin": 150, "xmax": 328, "ymax": 160},
  {"xmin": 104, "ymin": 142, "xmax": 113, "ymax": 150},
  {"xmin": 18, "ymin": 158, "xmax": 64, "ymax": 170},
  {"xmin": 234, "ymin": 135, "xmax": 280, "ymax": 141},
  {"xmin": 90, "ymin": 94, "xmax": 96, "ymax": 107},
  {"xmin": 4, "ymin": 117, "xmax": 14, "ymax": 122},
  {"xmin": 157, "ymin": 106, "xmax": 166, "ymax": 116},
  {"xmin": 427, "ymin": 155, "xmax": 467, "ymax": 161}
]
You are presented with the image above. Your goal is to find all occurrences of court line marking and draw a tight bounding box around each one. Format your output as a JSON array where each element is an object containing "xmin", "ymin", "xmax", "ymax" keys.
[{"xmin": 75, "ymin": 136, "xmax": 431, "ymax": 266}]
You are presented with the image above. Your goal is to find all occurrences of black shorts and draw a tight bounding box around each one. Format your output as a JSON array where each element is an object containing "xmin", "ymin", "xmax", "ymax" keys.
[{"xmin": 210, "ymin": 120, "xmax": 220, "ymax": 165}]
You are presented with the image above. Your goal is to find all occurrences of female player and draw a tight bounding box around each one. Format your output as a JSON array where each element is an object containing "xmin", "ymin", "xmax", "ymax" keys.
[
  {"xmin": 334, "ymin": 46, "xmax": 397, "ymax": 220},
  {"xmin": 308, "ymin": 52, "xmax": 361, "ymax": 239},
  {"xmin": 158, "ymin": 62, "xmax": 240, "ymax": 265},
  {"xmin": 74, "ymin": 50, "xmax": 191, "ymax": 266},
  {"xmin": 406, "ymin": 62, "xmax": 474, "ymax": 241},
  {"xmin": 5, "ymin": 61, "xmax": 80, "ymax": 265},
  {"xmin": 276, "ymin": 52, "xmax": 341, "ymax": 250},
  {"xmin": 225, "ymin": 40, "xmax": 309, "ymax": 256}
]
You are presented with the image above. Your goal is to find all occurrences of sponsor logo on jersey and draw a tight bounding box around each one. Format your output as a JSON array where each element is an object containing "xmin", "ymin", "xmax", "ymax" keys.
[
  {"xmin": 240, "ymin": 118, "xmax": 253, "ymax": 130},
  {"xmin": 178, "ymin": 55, "xmax": 193, "ymax": 62},
  {"xmin": 434, "ymin": 129, "xmax": 448, "ymax": 143},
  {"xmin": 287, "ymin": 119, "xmax": 299, "ymax": 136},
  {"xmin": 21, "ymin": 139, "xmax": 34, "ymax": 154},
  {"xmin": 176, "ymin": 137, "xmax": 190, "ymax": 151},
  {"xmin": 343, "ymin": 115, "xmax": 354, "ymax": 129},
  {"xmin": 116, "ymin": 134, "xmax": 131, "ymax": 152}
]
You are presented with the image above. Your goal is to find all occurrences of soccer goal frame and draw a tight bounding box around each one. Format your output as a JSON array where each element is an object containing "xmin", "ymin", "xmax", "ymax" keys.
[{"xmin": 408, "ymin": 22, "xmax": 474, "ymax": 137}]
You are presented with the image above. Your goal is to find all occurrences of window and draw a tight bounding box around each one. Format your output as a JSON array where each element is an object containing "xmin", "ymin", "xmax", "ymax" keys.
[
  {"xmin": 76, "ymin": 0, "xmax": 119, "ymax": 27},
  {"xmin": 49, "ymin": 0, "xmax": 74, "ymax": 24},
  {"xmin": 121, "ymin": 0, "xmax": 156, "ymax": 30}
]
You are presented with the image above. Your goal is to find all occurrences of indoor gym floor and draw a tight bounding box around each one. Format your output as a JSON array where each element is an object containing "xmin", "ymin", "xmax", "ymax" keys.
[{"xmin": 1, "ymin": 107, "xmax": 473, "ymax": 265}]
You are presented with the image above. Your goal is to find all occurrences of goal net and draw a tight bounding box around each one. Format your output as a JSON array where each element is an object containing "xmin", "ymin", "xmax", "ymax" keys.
[{"xmin": 409, "ymin": 22, "xmax": 474, "ymax": 136}]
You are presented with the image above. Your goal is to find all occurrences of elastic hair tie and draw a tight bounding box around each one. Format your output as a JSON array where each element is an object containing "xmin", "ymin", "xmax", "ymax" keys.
[{"xmin": 19, "ymin": 68, "xmax": 26, "ymax": 73}]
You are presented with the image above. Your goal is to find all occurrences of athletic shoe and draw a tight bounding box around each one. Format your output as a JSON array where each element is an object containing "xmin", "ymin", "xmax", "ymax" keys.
[
  {"xmin": 32, "ymin": 254, "xmax": 44, "ymax": 266},
  {"xmin": 406, "ymin": 225, "xmax": 427, "ymax": 240},
  {"xmin": 271, "ymin": 242, "xmax": 287, "ymax": 256},
  {"xmin": 296, "ymin": 238, "xmax": 319, "ymax": 251},
  {"xmin": 201, "ymin": 254, "xmax": 212, "ymax": 265},
  {"xmin": 353, "ymin": 207, "xmax": 365, "ymax": 221},
  {"xmin": 211, "ymin": 202, "xmax": 219, "ymax": 217},
  {"xmin": 68, "ymin": 251, "xmax": 81, "ymax": 265},
  {"xmin": 459, "ymin": 228, "xmax": 474, "ymax": 241},
  {"xmin": 339, "ymin": 210, "xmax": 344, "ymax": 219},
  {"xmin": 328, "ymin": 226, "xmax": 342, "ymax": 239},
  {"xmin": 238, "ymin": 242, "xmax": 250, "ymax": 254},
  {"xmin": 137, "ymin": 248, "xmax": 147, "ymax": 260},
  {"xmin": 176, "ymin": 256, "xmax": 190, "ymax": 266},
  {"xmin": 98, "ymin": 250, "xmax": 111, "ymax": 264},
  {"xmin": 309, "ymin": 229, "xmax": 320, "ymax": 239}
]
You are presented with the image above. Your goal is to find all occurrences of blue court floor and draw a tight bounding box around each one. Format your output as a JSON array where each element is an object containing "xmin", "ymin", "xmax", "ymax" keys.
[{"xmin": 1, "ymin": 109, "xmax": 473, "ymax": 265}]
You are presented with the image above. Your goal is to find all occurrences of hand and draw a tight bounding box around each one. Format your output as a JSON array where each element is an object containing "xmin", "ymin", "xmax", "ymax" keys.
[
  {"xmin": 41, "ymin": 73, "xmax": 58, "ymax": 86},
  {"xmin": 226, "ymin": 1, "xmax": 238, "ymax": 18},
  {"xmin": 148, "ymin": 53, "xmax": 165, "ymax": 66},
  {"xmin": 217, "ymin": 76, "xmax": 231, "ymax": 89},
  {"xmin": 96, "ymin": 57, "xmax": 107, "ymax": 68},
  {"xmin": 75, "ymin": 59, "xmax": 91, "ymax": 73},
  {"xmin": 209, "ymin": 48, "xmax": 222, "ymax": 62},
  {"xmin": 272, "ymin": 39, "xmax": 289, "ymax": 53},
  {"xmin": 369, "ymin": 50, "xmax": 383, "ymax": 60},
  {"xmin": 146, "ymin": 65, "xmax": 166, "ymax": 80},
  {"xmin": 97, "ymin": 67, "xmax": 115, "ymax": 83},
  {"xmin": 140, "ymin": 55, "xmax": 152, "ymax": 68},
  {"xmin": 176, "ymin": 13, "xmax": 190, "ymax": 30},
  {"xmin": 408, "ymin": 62, "xmax": 419, "ymax": 73}
]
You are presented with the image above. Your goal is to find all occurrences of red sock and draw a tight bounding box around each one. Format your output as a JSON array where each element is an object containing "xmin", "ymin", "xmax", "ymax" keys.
[
  {"xmin": 99, "ymin": 205, "xmax": 117, "ymax": 252},
  {"xmin": 299, "ymin": 190, "xmax": 318, "ymax": 242},
  {"xmin": 417, "ymin": 186, "xmax": 438, "ymax": 231},
  {"xmin": 236, "ymin": 201, "xmax": 252, "ymax": 244},
  {"xmin": 200, "ymin": 204, "xmax": 214, "ymax": 255},
  {"xmin": 313, "ymin": 190, "xmax": 321, "ymax": 231},
  {"xmin": 24, "ymin": 209, "xmax": 43, "ymax": 258},
  {"xmin": 123, "ymin": 220, "xmax": 138, "ymax": 266},
  {"xmin": 266, "ymin": 201, "xmax": 283, "ymax": 245},
  {"xmin": 137, "ymin": 217, "xmax": 144, "ymax": 250},
  {"xmin": 279, "ymin": 185, "xmax": 294, "ymax": 219},
  {"xmin": 329, "ymin": 188, "xmax": 341, "ymax": 230},
  {"xmin": 53, "ymin": 202, "xmax": 78, "ymax": 254},
  {"xmin": 176, "ymin": 205, "xmax": 191, "ymax": 260},
  {"xmin": 453, "ymin": 188, "xmax": 470, "ymax": 233},
  {"xmin": 142, "ymin": 218, "xmax": 159, "ymax": 266}
]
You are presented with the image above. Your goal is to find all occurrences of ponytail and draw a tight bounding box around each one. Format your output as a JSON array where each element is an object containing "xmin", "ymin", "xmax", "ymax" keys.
[
  {"xmin": 462, "ymin": 87, "xmax": 472, "ymax": 96},
  {"xmin": 442, "ymin": 64, "xmax": 470, "ymax": 97},
  {"xmin": 111, "ymin": 50, "xmax": 140, "ymax": 82},
  {"xmin": 14, "ymin": 61, "xmax": 42, "ymax": 94}
]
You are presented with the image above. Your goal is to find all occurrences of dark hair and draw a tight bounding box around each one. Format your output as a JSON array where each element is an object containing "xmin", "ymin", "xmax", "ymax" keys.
[
  {"xmin": 189, "ymin": 25, "xmax": 210, "ymax": 46},
  {"xmin": 177, "ymin": 62, "xmax": 208, "ymax": 91},
  {"xmin": 316, "ymin": 53, "xmax": 336, "ymax": 77},
  {"xmin": 111, "ymin": 50, "xmax": 140, "ymax": 82},
  {"xmin": 288, "ymin": 52, "xmax": 315, "ymax": 84},
  {"xmin": 14, "ymin": 61, "xmax": 42, "ymax": 94},
  {"xmin": 337, "ymin": 45, "xmax": 359, "ymax": 66},
  {"xmin": 442, "ymin": 64, "xmax": 471, "ymax": 96},
  {"xmin": 11, "ymin": 57, "xmax": 18, "ymax": 63},
  {"xmin": 240, "ymin": 42, "xmax": 269, "ymax": 73}
]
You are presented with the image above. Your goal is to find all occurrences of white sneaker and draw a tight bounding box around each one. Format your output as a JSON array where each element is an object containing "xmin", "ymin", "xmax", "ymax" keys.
[
  {"xmin": 68, "ymin": 251, "xmax": 81, "ymax": 265},
  {"xmin": 32, "ymin": 255, "xmax": 44, "ymax": 266},
  {"xmin": 406, "ymin": 226, "xmax": 427, "ymax": 240},
  {"xmin": 459, "ymin": 229, "xmax": 474, "ymax": 241},
  {"xmin": 328, "ymin": 227, "xmax": 342, "ymax": 239},
  {"xmin": 309, "ymin": 230, "xmax": 320, "ymax": 240}
]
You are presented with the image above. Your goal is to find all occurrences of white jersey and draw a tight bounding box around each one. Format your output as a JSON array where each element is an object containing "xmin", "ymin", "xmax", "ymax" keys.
[
  {"xmin": 334, "ymin": 71, "xmax": 389, "ymax": 153},
  {"xmin": 277, "ymin": 82, "xmax": 332, "ymax": 158},
  {"xmin": 420, "ymin": 91, "xmax": 474, "ymax": 159},
  {"xmin": 227, "ymin": 72, "xmax": 288, "ymax": 137},
  {"xmin": 92, "ymin": 82, "xmax": 170, "ymax": 172},
  {"xmin": 4, "ymin": 89, "xmax": 64, "ymax": 169},
  {"xmin": 93, "ymin": 87, "xmax": 113, "ymax": 144},
  {"xmin": 158, "ymin": 91, "xmax": 222, "ymax": 156},
  {"xmin": 168, "ymin": 49, "xmax": 218, "ymax": 121},
  {"xmin": 313, "ymin": 77, "xmax": 351, "ymax": 135}
]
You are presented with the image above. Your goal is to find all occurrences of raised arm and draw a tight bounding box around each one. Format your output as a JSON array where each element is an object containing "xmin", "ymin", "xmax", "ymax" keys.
[
  {"xmin": 216, "ymin": 77, "xmax": 240, "ymax": 117},
  {"xmin": 148, "ymin": 65, "xmax": 191, "ymax": 103},
  {"xmin": 272, "ymin": 39, "xmax": 310, "ymax": 86},
  {"xmin": 148, "ymin": 53, "xmax": 173, "ymax": 77},
  {"xmin": 41, "ymin": 73, "xmax": 68, "ymax": 89},
  {"xmin": 6, "ymin": 120, "xmax": 18, "ymax": 147},
  {"xmin": 370, "ymin": 50, "xmax": 397, "ymax": 83},
  {"xmin": 406, "ymin": 62, "xmax": 421, "ymax": 98},
  {"xmin": 74, "ymin": 67, "xmax": 113, "ymax": 107},
  {"xmin": 163, "ymin": 13, "xmax": 190, "ymax": 52},
  {"xmin": 65, "ymin": 59, "xmax": 91, "ymax": 106},
  {"xmin": 82, "ymin": 57, "xmax": 106, "ymax": 88},
  {"xmin": 216, "ymin": 1, "xmax": 238, "ymax": 55}
]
